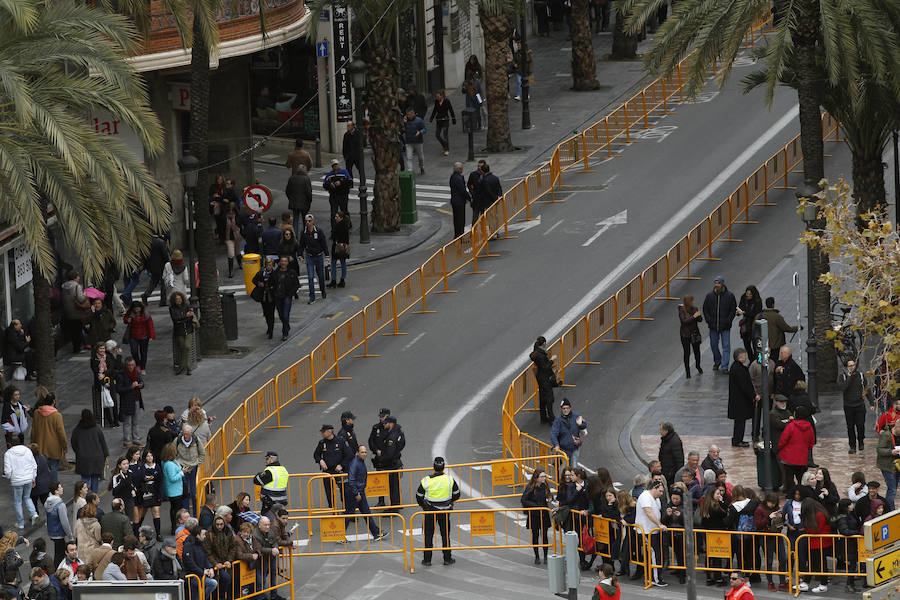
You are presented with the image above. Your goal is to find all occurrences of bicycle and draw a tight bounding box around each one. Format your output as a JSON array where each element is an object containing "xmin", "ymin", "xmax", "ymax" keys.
[{"xmin": 831, "ymin": 299, "xmax": 863, "ymax": 366}]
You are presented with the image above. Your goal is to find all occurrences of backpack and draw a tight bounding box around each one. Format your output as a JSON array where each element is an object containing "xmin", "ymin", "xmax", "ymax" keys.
[
  {"xmin": 737, "ymin": 513, "xmax": 755, "ymax": 532},
  {"xmin": 1, "ymin": 548, "xmax": 23, "ymax": 582}
]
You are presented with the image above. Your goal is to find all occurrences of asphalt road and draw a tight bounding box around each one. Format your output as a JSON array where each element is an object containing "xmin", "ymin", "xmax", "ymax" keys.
[{"xmin": 200, "ymin": 55, "xmax": 857, "ymax": 599}]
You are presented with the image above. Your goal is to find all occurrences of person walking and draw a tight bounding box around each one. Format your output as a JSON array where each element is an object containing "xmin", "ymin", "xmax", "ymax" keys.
[
  {"xmin": 174, "ymin": 424, "xmax": 205, "ymax": 517},
  {"xmin": 122, "ymin": 302, "xmax": 155, "ymax": 374},
  {"xmin": 403, "ymin": 108, "xmax": 427, "ymax": 175},
  {"xmin": 314, "ymin": 424, "xmax": 352, "ymax": 509},
  {"xmin": 70, "ymin": 409, "xmax": 109, "ymax": 493},
  {"xmin": 252, "ymin": 257, "xmax": 278, "ymax": 339},
  {"xmin": 3, "ymin": 438, "xmax": 38, "ymax": 529},
  {"xmin": 530, "ymin": 336, "xmax": 558, "ymax": 424},
  {"xmin": 327, "ymin": 210, "xmax": 350, "ymax": 289},
  {"xmin": 841, "ymin": 359, "xmax": 874, "ymax": 454},
  {"xmin": 323, "ymin": 160, "xmax": 353, "ymax": 228},
  {"xmin": 161, "ymin": 250, "xmax": 190, "ymax": 299},
  {"xmin": 298, "ymin": 214, "xmax": 328, "ymax": 305},
  {"xmin": 268, "ymin": 256, "xmax": 299, "ymax": 341},
  {"xmin": 83, "ymin": 298, "xmax": 116, "ymax": 352},
  {"xmin": 728, "ymin": 349, "xmax": 758, "ymax": 447},
  {"xmin": 253, "ymin": 451, "xmax": 289, "ymax": 515},
  {"xmin": 61, "ymin": 271, "xmax": 90, "ymax": 354},
  {"xmin": 467, "ymin": 160, "xmax": 485, "ymax": 224},
  {"xmin": 551, "ymin": 399, "xmax": 588, "ymax": 468},
  {"xmin": 416, "ymin": 457, "xmax": 461, "ymax": 566},
  {"xmin": 520, "ymin": 468, "xmax": 552, "ymax": 564},
  {"xmin": 168, "ymin": 291, "xmax": 195, "ymax": 376},
  {"xmin": 345, "ymin": 446, "xmax": 387, "ymax": 541},
  {"xmin": 141, "ymin": 234, "xmax": 170, "ymax": 307},
  {"xmin": 736, "ymin": 286, "xmax": 763, "ymax": 358},
  {"xmin": 759, "ymin": 297, "xmax": 799, "ymax": 355},
  {"xmin": 285, "ymin": 139, "xmax": 312, "ymax": 175},
  {"xmin": 285, "ymin": 165, "xmax": 313, "ymax": 237},
  {"xmin": 224, "ymin": 206, "xmax": 244, "ymax": 278},
  {"xmin": 702, "ymin": 276, "xmax": 737, "ymax": 372},
  {"xmin": 429, "ymin": 91, "xmax": 456, "ymax": 156},
  {"xmin": 342, "ymin": 121, "xmax": 365, "ymax": 183},
  {"xmin": 30, "ymin": 391, "xmax": 67, "ymax": 482},
  {"xmin": 657, "ymin": 422, "xmax": 684, "ymax": 485},
  {"xmin": 2, "ymin": 385, "xmax": 29, "ymax": 449},
  {"xmin": 449, "ymin": 163, "xmax": 470, "ymax": 238},
  {"xmin": 678, "ymin": 295, "xmax": 704, "ymax": 378},
  {"xmin": 115, "ymin": 358, "xmax": 144, "ymax": 448}
]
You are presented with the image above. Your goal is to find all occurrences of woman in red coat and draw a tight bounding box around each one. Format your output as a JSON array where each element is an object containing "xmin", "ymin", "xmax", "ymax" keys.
[
  {"xmin": 776, "ymin": 406, "xmax": 815, "ymax": 489},
  {"xmin": 592, "ymin": 563, "xmax": 620, "ymax": 600},
  {"xmin": 796, "ymin": 498, "xmax": 832, "ymax": 592}
]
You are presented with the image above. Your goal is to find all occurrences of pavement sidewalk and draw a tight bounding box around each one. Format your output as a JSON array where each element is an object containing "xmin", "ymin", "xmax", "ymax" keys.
[{"xmin": 0, "ymin": 27, "xmax": 658, "ymax": 542}]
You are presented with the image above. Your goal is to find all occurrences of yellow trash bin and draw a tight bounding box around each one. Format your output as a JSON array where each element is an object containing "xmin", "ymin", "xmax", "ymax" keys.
[{"xmin": 243, "ymin": 254, "xmax": 261, "ymax": 296}]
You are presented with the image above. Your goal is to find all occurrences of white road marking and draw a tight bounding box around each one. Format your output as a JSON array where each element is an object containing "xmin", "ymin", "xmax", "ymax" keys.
[
  {"xmin": 476, "ymin": 273, "xmax": 497, "ymax": 288},
  {"xmin": 433, "ymin": 104, "xmax": 802, "ymax": 509},
  {"xmin": 417, "ymin": 199, "xmax": 447, "ymax": 208},
  {"xmin": 582, "ymin": 209, "xmax": 628, "ymax": 247},
  {"xmin": 603, "ymin": 174, "xmax": 618, "ymax": 186},
  {"xmin": 322, "ymin": 396, "xmax": 347, "ymax": 414},
  {"xmin": 543, "ymin": 219, "xmax": 564, "ymax": 236},
  {"xmin": 402, "ymin": 332, "xmax": 426, "ymax": 351},
  {"xmin": 506, "ymin": 215, "xmax": 542, "ymax": 233}
]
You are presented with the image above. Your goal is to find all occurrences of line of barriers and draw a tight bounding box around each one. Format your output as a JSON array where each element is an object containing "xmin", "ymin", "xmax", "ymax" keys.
[
  {"xmin": 183, "ymin": 548, "xmax": 295, "ymax": 600},
  {"xmin": 195, "ymin": 11, "xmax": 774, "ymax": 499}
]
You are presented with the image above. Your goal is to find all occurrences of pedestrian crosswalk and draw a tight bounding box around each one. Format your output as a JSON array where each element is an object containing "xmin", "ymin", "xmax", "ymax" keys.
[
  {"xmin": 141, "ymin": 281, "xmax": 315, "ymax": 304},
  {"xmin": 311, "ymin": 182, "xmax": 450, "ymax": 208}
]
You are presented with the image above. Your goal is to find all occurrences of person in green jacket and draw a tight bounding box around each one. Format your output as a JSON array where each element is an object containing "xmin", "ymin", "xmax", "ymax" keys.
[{"xmin": 876, "ymin": 420, "xmax": 900, "ymax": 510}]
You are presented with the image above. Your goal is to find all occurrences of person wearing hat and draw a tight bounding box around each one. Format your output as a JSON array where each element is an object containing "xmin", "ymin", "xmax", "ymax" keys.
[
  {"xmin": 298, "ymin": 214, "xmax": 329, "ymax": 305},
  {"xmin": 322, "ymin": 159, "xmax": 352, "ymax": 231},
  {"xmin": 368, "ymin": 409, "xmax": 391, "ymax": 506},
  {"xmin": 550, "ymin": 399, "xmax": 588, "ymax": 469},
  {"xmin": 337, "ymin": 411, "xmax": 359, "ymax": 454},
  {"xmin": 253, "ymin": 451, "xmax": 289, "ymax": 515},
  {"xmin": 313, "ymin": 424, "xmax": 352, "ymax": 509},
  {"xmin": 853, "ymin": 480, "xmax": 887, "ymax": 521},
  {"xmin": 151, "ymin": 536, "xmax": 182, "ymax": 580},
  {"xmin": 345, "ymin": 446, "xmax": 386, "ymax": 542},
  {"xmin": 702, "ymin": 276, "xmax": 737, "ymax": 372},
  {"xmin": 769, "ymin": 395, "xmax": 793, "ymax": 490},
  {"xmin": 415, "ymin": 457, "xmax": 460, "ymax": 566},
  {"xmin": 380, "ymin": 415, "xmax": 405, "ymax": 507}
]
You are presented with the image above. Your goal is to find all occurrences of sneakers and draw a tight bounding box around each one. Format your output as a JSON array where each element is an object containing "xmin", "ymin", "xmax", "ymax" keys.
[
  {"xmin": 795, "ymin": 582, "xmax": 809, "ymax": 592},
  {"xmin": 651, "ymin": 580, "xmax": 668, "ymax": 587},
  {"xmin": 30, "ymin": 514, "xmax": 39, "ymax": 525},
  {"xmin": 811, "ymin": 585, "xmax": 828, "ymax": 593},
  {"xmin": 372, "ymin": 532, "xmax": 387, "ymax": 542}
]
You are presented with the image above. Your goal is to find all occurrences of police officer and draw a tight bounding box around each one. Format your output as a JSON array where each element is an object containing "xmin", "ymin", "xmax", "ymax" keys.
[
  {"xmin": 313, "ymin": 424, "xmax": 352, "ymax": 509},
  {"xmin": 253, "ymin": 451, "xmax": 289, "ymax": 515},
  {"xmin": 415, "ymin": 456, "xmax": 460, "ymax": 566},
  {"xmin": 337, "ymin": 411, "xmax": 359, "ymax": 453},
  {"xmin": 368, "ymin": 408, "xmax": 390, "ymax": 506},
  {"xmin": 381, "ymin": 415, "xmax": 405, "ymax": 507}
]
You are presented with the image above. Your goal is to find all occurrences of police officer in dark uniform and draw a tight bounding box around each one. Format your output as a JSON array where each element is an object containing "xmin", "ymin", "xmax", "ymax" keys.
[
  {"xmin": 337, "ymin": 411, "xmax": 359, "ymax": 453},
  {"xmin": 380, "ymin": 415, "xmax": 405, "ymax": 507},
  {"xmin": 313, "ymin": 424, "xmax": 352, "ymax": 509},
  {"xmin": 369, "ymin": 408, "xmax": 390, "ymax": 506}
]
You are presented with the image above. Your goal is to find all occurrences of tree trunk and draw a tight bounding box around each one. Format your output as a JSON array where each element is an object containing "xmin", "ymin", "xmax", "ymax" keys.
[
  {"xmin": 850, "ymin": 141, "xmax": 888, "ymax": 217},
  {"xmin": 365, "ymin": 43, "xmax": 402, "ymax": 232},
  {"xmin": 480, "ymin": 8, "xmax": 514, "ymax": 153},
  {"xmin": 571, "ymin": 0, "xmax": 600, "ymax": 90},
  {"xmin": 189, "ymin": 18, "xmax": 228, "ymax": 355},
  {"xmin": 32, "ymin": 272, "xmax": 56, "ymax": 392},
  {"xmin": 611, "ymin": 4, "xmax": 637, "ymax": 60}
]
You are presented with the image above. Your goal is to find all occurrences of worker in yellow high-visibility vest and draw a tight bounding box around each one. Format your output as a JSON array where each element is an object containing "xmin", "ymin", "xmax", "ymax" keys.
[
  {"xmin": 253, "ymin": 450, "xmax": 289, "ymax": 514},
  {"xmin": 415, "ymin": 456, "xmax": 460, "ymax": 566}
]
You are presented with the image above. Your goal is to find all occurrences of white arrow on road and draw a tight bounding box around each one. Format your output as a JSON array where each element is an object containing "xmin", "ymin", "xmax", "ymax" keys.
[
  {"xmin": 582, "ymin": 209, "xmax": 627, "ymax": 247},
  {"xmin": 505, "ymin": 214, "xmax": 542, "ymax": 233}
]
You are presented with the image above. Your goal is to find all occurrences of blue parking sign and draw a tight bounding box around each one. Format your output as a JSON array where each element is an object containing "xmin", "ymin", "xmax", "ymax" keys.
[{"xmin": 317, "ymin": 42, "xmax": 328, "ymax": 58}]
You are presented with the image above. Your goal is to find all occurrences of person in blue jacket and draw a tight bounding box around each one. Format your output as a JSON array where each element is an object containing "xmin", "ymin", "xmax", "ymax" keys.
[
  {"xmin": 344, "ymin": 446, "xmax": 386, "ymax": 541},
  {"xmin": 551, "ymin": 398, "xmax": 588, "ymax": 469},
  {"xmin": 403, "ymin": 108, "xmax": 427, "ymax": 175}
]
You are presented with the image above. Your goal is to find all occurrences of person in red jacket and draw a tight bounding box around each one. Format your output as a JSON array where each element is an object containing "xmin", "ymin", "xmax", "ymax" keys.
[
  {"xmin": 592, "ymin": 563, "xmax": 620, "ymax": 600},
  {"xmin": 876, "ymin": 397, "xmax": 900, "ymax": 434},
  {"xmin": 725, "ymin": 572, "xmax": 754, "ymax": 600},
  {"xmin": 777, "ymin": 406, "xmax": 815, "ymax": 489},
  {"xmin": 796, "ymin": 499, "xmax": 832, "ymax": 593}
]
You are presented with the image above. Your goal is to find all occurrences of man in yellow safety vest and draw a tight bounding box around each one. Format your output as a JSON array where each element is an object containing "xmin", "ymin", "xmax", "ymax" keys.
[
  {"xmin": 415, "ymin": 456, "xmax": 460, "ymax": 566},
  {"xmin": 253, "ymin": 451, "xmax": 289, "ymax": 514}
]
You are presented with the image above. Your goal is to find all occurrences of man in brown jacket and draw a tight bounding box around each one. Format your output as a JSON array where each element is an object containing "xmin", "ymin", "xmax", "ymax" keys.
[
  {"xmin": 30, "ymin": 392, "xmax": 67, "ymax": 482},
  {"xmin": 285, "ymin": 139, "xmax": 312, "ymax": 175},
  {"xmin": 760, "ymin": 297, "xmax": 799, "ymax": 353},
  {"xmin": 89, "ymin": 533, "xmax": 116, "ymax": 580},
  {"xmin": 252, "ymin": 517, "xmax": 285, "ymax": 600},
  {"xmin": 120, "ymin": 539, "xmax": 147, "ymax": 580}
]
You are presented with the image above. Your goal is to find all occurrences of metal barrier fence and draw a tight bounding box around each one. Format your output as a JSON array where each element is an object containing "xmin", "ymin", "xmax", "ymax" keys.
[
  {"xmin": 793, "ymin": 533, "xmax": 866, "ymax": 595},
  {"xmin": 500, "ymin": 111, "xmax": 843, "ymax": 463},
  {"xmin": 196, "ymin": 10, "xmax": 776, "ymax": 506},
  {"xmin": 289, "ymin": 512, "xmax": 408, "ymax": 571},
  {"xmin": 408, "ymin": 507, "xmax": 559, "ymax": 573},
  {"xmin": 183, "ymin": 549, "xmax": 294, "ymax": 600}
]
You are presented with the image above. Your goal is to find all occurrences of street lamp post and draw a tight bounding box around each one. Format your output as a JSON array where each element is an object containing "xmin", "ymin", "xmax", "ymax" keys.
[
  {"xmin": 798, "ymin": 183, "xmax": 819, "ymax": 410},
  {"xmin": 177, "ymin": 154, "xmax": 199, "ymax": 299},
  {"xmin": 520, "ymin": 2, "xmax": 532, "ymax": 129},
  {"xmin": 348, "ymin": 57, "xmax": 370, "ymax": 244}
]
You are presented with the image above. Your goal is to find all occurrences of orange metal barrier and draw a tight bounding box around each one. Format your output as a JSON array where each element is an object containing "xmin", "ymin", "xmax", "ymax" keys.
[
  {"xmin": 289, "ymin": 512, "xmax": 408, "ymax": 571},
  {"xmin": 185, "ymin": 547, "xmax": 295, "ymax": 600},
  {"xmin": 408, "ymin": 507, "xmax": 558, "ymax": 573},
  {"xmin": 793, "ymin": 534, "xmax": 866, "ymax": 595}
]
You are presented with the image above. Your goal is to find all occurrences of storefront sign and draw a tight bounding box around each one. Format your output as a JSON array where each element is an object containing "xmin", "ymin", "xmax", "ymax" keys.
[
  {"xmin": 89, "ymin": 110, "xmax": 145, "ymax": 162},
  {"xmin": 170, "ymin": 82, "xmax": 191, "ymax": 112},
  {"xmin": 331, "ymin": 6, "xmax": 353, "ymax": 122},
  {"xmin": 13, "ymin": 243, "xmax": 32, "ymax": 289}
]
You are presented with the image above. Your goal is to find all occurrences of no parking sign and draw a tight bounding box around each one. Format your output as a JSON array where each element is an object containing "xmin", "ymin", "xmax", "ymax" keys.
[{"xmin": 242, "ymin": 184, "xmax": 273, "ymax": 213}]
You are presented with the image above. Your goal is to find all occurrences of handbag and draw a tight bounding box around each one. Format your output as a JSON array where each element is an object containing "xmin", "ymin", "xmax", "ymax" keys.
[
  {"xmin": 333, "ymin": 243, "xmax": 350, "ymax": 260},
  {"xmin": 100, "ymin": 387, "xmax": 114, "ymax": 409},
  {"xmin": 739, "ymin": 318, "xmax": 749, "ymax": 335},
  {"xmin": 250, "ymin": 286, "xmax": 264, "ymax": 303},
  {"xmin": 122, "ymin": 323, "xmax": 132, "ymax": 344},
  {"xmin": 142, "ymin": 491, "xmax": 157, "ymax": 505},
  {"xmin": 581, "ymin": 522, "xmax": 595, "ymax": 554},
  {"xmin": 690, "ymin": 330, "xmax": 702, "ymax": 344}
]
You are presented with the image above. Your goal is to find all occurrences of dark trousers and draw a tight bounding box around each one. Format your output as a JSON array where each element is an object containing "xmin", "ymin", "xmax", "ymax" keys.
[
  {"xmin": 471, "ymin": 202, "xmax": 484, "ymax": 225},
  {"xmin": 260, "ymin": 554, "xmax": 276, "ymax": 595},
  {"xmin": 423, "ymin": 511, "xmax": 451, "ymax": 562},
  {"xmin": 275, "ymin": 297, "xmax": 292, "ymax": 337},
  {"xmin": 538, "ymin": 385, "xmax": 555, "ymax": 423},
  {"xmin": 783, "ymin": 463, "xmax": 807, "ymax": 488},
  {"xmin": 262, "ymin": 302, "xmax": 276, "ymax": 335},
  {"xmin": 763, "ymin": 536, "xmax": 787, "ymax": 584},
  {"xmin": 51, "ymin": 537, "xmax": 66, "ymax": 567},
  {"xmin": 845, "ymin": 405, "xmax": 867, "ymax": 449},
  {"xmin": 752, "ymin": 400, "xmax": 762, "ymax": 440},
  {"xmin": 530, "ymin": 526, "xmax": 549, "ymax": 559},
  {"xmin": 142, "ymin": 272, "xmax": 165, "ymax": 304},
  {"xmin": 680, "ymin": 336, "xmax": 701, "ymax": 372},
  {"xmin": 65, "ymin": 317, "xmax": 84, "ymax": 352},
  {"xmin": 375, "ymin": 467, "xmax": 401, "ymax": 506},
  {"xmin": 732, "ymin": 418, "xmax": 747, "ymax": 445},
  {"xmin": 345, "ymin": 491, "xmax": 380, "ymax": 536},
  {"xmin": 451, "ymin": 202, "xmax": 466, "ymax": 238},
  {"xmin": 435, "ymin": 120, "xmax": 450, "ymax": 151},
  {"xmin": 129, "ymin": 337, "xmax": 150, "ymax": 370},
  {"xmin": 323, "ymin": 477, "xmax": 345, "ymax": 509},
  {"xmin": 345, "ymin": 158, "xmax": 364, "ymax": 185}
]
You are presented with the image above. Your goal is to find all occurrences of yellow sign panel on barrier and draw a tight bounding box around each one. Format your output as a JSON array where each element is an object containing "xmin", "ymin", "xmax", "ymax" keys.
[
  {"xmin": 594, "ymin": 521, "xmax": 609, "ymax": 545},
  {"xmin": 366, "ymin": 472, "xmax": 389, "ymax": 497},
  {"xmin": 866, "ymin": 510, "xmax": 900, "ymax": 553},
  {"xmin": 239, "ymin": 560, "xmax": 256, "ymax": 587},
  {"xmin": 320, "ymin": 517, "xmax": 346, "ymax": 542},
  {"xmin": 471, "ymin": 512, "xmax": 495, "ymax": 536},
  {"xmin": 492, "ymin": 462, "xmax": 514, "ymax": 486},
  {"xmin": 706, "ymin": 532, "xmax": 731, "ymax": 559}
]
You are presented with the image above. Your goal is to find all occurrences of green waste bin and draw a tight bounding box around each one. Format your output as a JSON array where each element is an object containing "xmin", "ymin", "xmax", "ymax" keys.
[
  {"xmin": 399, "ymin": 170, "xmax": 418, "ymax": 224},
  {"xmin": 754, "ymin": 443, "xmax": 781, "ymax": 490}
]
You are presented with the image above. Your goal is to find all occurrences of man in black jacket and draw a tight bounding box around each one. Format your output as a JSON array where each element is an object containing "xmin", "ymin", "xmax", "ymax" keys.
[
  {"xmin": 773, "ymin": 345, "xmax": 805, "ymax": 400},
  {"xmin": 297, "ymin": 215, "xmax": 329, "ymax": 305},
  {"xmin": 341, "ymin": 122, "xmax": 365, "ymax": 183},
  {"xmin": 285, "ymin": 165, "xmax": 313, "ymax": 236},
  {"xmin": 380, "ymin": 416, "xmax": 405, "ymax": 507},
  {"xmin": 313, "ymin": 424, "xmax": 352, "ymax": 509},
  {"xmin": 467, "ymin": 160, "xmax": 485, "ymax": 225},
  {"xmin": 337, "ymin": 411, "xmax": 359, "ymax": 454},
  {"xmin": 368, "ymin": 408, "xmax": 392, "ymax": 506},
  {"xmin": 449, "ymin": 163, "xmax": 470, "ymax": 238},
  {"xmin": 840, "ymin": 359, "xmax": 874, "ymax": 454},
  {"xmin": 429, "ymin": 91, "xmax": 456, "ymax": 155},
  {"xmin": 702, "ymin": 276, "xmax": 737, "ymax": 372},
  {"xmin": 141, "ymin": 234, "xmax": 169, "ymax": 307},
  {"xmin": 181, "ymin": 522, "xmax": 217, "ymax": 600},
  {"xmin": 657, "ymin": 422, "xmax": 684, "ymax": 485},
  {"xmin": 267, "ymin": 257, "xmax": 299, "ymax": 341},
  {"xmin": 479, "ymin": 163, "xmax": 503, "ymax": 217},
  {"xmin": 728, "ymin": 349, "xmax": 758, "ymax": 447}
]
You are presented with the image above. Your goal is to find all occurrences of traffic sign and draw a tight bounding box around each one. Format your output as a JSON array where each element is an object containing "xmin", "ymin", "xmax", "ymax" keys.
[
  {"xmin": 242, "ymin": 184, "xmax": 272, "ymax": 214},
  {"xmin": 867, "ymin": 544, "xmax": 900, "ymax": 586},
  {"xmin": 316, "ymin": 41, "xmax": 328, "ymax": 58},
  {"xmin": 866, "ymin": 509, "xmax": 900, "ymax": 552}
]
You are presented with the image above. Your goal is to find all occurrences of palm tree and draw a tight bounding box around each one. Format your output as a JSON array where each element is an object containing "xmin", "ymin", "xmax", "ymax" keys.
[
  {"xmin": 621, "ymin": 0, "xmax": 900, "ymax": 385},
  {"xmin": 571, "ymin": 0, "xmax": 600, "ymax": 89},
  {"xmin": 0, "ymin": 1, "xmax": 169, "ymax": 390},
  {"xmin": 479, "ymin": 1, "xmax": 516, "ymax": 152}
]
